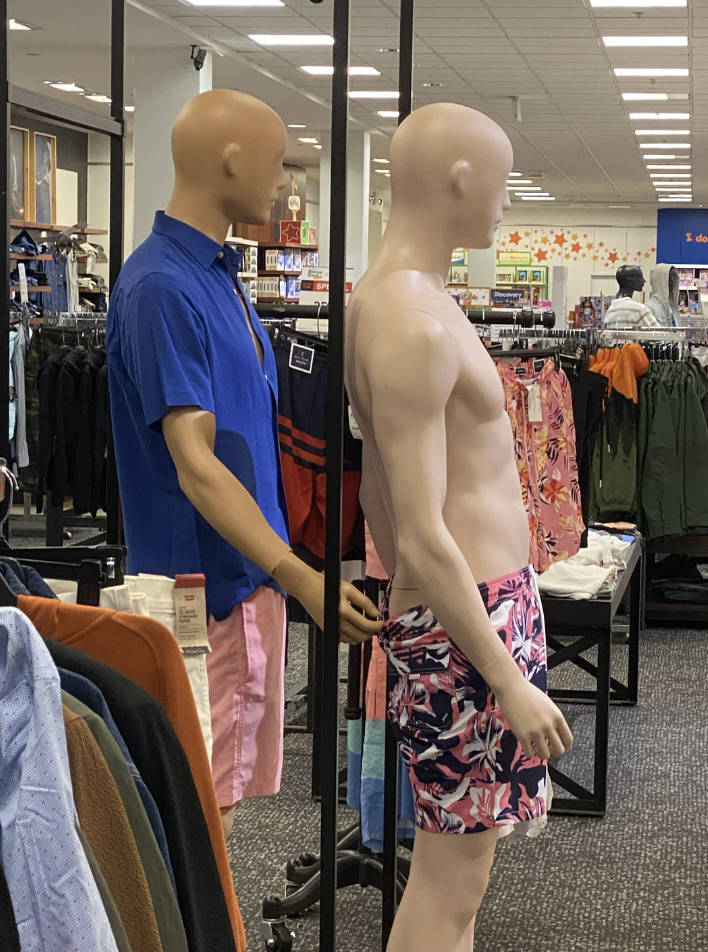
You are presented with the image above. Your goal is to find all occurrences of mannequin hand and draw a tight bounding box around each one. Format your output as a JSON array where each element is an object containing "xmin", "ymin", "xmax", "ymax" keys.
[
  {"xmin": 272, "ymin": 553, "xmax": 382, "ymax": 644},
  {"xmin": 495, "ymin": 678, "xmax": 573, "ymax": 761}
]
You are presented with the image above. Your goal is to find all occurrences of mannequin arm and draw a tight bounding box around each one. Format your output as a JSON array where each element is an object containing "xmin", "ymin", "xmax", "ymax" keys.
[
  {"xmin": 162, "ymin": 406, "xmax": 382, "ymax": 643},
  {"xmin": 366, "ymin": 313, "xmax": 523, "ymax": 691}
]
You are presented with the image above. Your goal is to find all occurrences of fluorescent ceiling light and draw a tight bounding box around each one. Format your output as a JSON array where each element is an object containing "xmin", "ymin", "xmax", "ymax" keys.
[
  {"xmin": 45, "ymin": 82, "xmax": 85, "ymax": 93},
  {"xmin": 634, "ymin": 129, "xmax": 690, "ymax": 135},
  {"xmin": 190, "ymin": 0, "xmax": 284, "ymax": 4},
  {"xmin": 86, "ymin": 94, "xmax": 111, "ymax": 104},
  {"xmin": 508, "ymin": 180, "xmax": 533, "ymax": 185},
  {"xmin": 654, "ymin": 185, "xmax": 692, "ymax": 190},
  {"xmin": 615, "ymin": 68, "xmax": 689, "ymax": 77},
  {"xmin": 288, "ymin": 124, "xmax": 306, "ymax": 129},
  {"xmin": 640, "ymin": 143, "xmax": 690, "ymax": 149},
  {"xmin": 508, "ymin": 172, "xmax": 523, "ymax": 178},
  {"xmin": 646, "ymin": 164, "xmax": 691, "ymax": 169},
  {"xmin": 659, "ymin": 197, "xmax": 692, "ymax": 201},
  {"xmin": 313, "ymin": 145, "xmax": 322, "ymax": 150},
  {"xmin": 604, "ymin": 36, "xmax": 687, "ymax": 47},
  {"xmin": 629, "ymin": 113, "xmax": 689, "ymax": 120},
  {"xmin": 249, "ymin": 34, "xmax": 333, "ymax": 46},
  {"xmin": 298, "ymin": 137, "xmax": 320, "ymax": 144},
  {"xmin": 372, "ymin": 158, "xmax": 389, "ymax": 163},
  {"xmin": 301, "ymin": 65, "xmax": 380, "ymax": 76},
  {"xmin": 377, "ymin": 110, "xmax": 400, "ymax": 118},
  {"xmin": 591, "ymin": 0, "xmax": 686, "ymax": 6},
  {"xmin": 522, "ymin": 196, "xmax": 556, "ymax": 201},
  {"xmin": 125, "ymin": 105, "xmax": 135, "ymax": 113},
  {"xmin": 374, "ymin": 169, "xmax": 391, "ymax": 174},
  {"xmin": 623, "ymin": 93, "xmax": 689, "ymax": 101},
  {"xmin": 609, "ymin": 205, "xmax": 633, "ymax": 208},
  {"xmin": 514, "ymin": 187, "xmax": 543, "ymax": 192},
  {"xmin": 644, "ymin": 154, "xmax": 680, "ymax": 159},
  {"xmin": 651, "ymin": 172, "xmax": 691, "ymax": 177},
  {"xmin": 349, "ymin": 91, "xmax": 400, "ymax": 99},
  {"xmin": 9, "ymin": 18, "xmax": 37, "ymax": 30}
]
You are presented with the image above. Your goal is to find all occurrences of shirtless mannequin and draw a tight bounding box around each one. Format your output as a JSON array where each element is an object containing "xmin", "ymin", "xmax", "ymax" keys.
[
  {"xmin": 345, "ymin": 103, "xmax": 573, "ymax": 952},
  {"xmin": 108, "ymin": 90, "xmax": 381, "ymax": 842}
]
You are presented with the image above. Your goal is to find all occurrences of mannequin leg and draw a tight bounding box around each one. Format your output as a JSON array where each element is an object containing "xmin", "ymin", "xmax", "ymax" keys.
[
  {"xmin": 220, "ymin": 804, "xmax": 238, "ymax": 841},
  {"xmin": 387, "ymin": 827, "xmax": 498, "ymax": 952},
  {"xmin": 454, "ymin": 918, "xmax": 476, "ymax": 952}
]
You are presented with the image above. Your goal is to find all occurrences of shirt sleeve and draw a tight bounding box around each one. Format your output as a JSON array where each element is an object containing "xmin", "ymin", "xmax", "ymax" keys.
[{"xmin": 123, "ymin": 279, "xmax": 215, "ymax": 429}]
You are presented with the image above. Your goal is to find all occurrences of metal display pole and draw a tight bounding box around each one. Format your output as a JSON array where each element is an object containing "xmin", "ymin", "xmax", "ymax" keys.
[
  {"xmin": 381, "ymin": 4, "xmax": 415, "ymax": 946},
  {"xmin": 320, "ymin": 0, "xmax": 350, "ymax": 946}
]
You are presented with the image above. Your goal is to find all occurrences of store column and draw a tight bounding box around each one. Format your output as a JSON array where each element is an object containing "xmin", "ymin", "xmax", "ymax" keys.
[
  {"xmin": 132, "ymin": 48, "xmax": 213, "ymax": 247},
  {"xmin": 318, "ymin": 129, "xmax": 370, "ymax": 284}
]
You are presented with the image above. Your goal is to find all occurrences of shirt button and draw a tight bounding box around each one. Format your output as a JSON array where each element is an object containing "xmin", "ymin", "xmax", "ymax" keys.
[{"xmin": 218, "ymin": 251, "xmax": 224, "ymax": 259}]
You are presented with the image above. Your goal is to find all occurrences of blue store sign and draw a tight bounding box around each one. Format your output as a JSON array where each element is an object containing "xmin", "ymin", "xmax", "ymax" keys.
[
  {"xmin": 657, "ymin": 208, "xmax": 708, "ymax": 265},
  {"xmin": 491, "ymin": 288, "xmax": 526, "ymax": 306}
]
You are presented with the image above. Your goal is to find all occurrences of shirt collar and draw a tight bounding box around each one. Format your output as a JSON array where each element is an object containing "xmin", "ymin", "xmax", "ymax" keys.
[{"xmin": 152, "ymin": 211, "xmax": 226, "ymax": 271}]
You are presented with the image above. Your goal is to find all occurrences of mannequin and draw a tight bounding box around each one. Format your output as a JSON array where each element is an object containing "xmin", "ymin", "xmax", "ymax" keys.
[
  {"xmin": 603, "ymin": 265, "xmax": 659, "ymax": 329},
  {"xmin": 647, "ymin": 263, "xmax": 679, "ymax": 327},
  {"xmin": 345, "ymin": 103, "xmax": 573, "ymax": 952},
  {"xmin": 107, "ymin": 90, "xmax": 381, "ymax": 842}
]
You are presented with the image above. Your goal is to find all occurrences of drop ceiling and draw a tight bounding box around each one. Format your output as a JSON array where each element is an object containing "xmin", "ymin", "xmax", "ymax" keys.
[{"xmin": 7, "ymin": 0, "xmax": 705, "ymax": 206}]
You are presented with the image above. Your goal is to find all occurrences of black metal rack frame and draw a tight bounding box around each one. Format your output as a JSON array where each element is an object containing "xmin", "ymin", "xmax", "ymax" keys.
[{"xmin": 0, "ymin": 0, "xmax": 125, "ymax": 545}]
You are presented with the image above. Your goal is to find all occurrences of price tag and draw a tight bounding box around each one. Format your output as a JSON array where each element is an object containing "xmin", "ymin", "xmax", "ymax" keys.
[
  {"xmin": 526, "ymin": 382, "xmax": 543, "ymax": 423},
  {"xmin": 490, "ymin": 324, "xmax": 501, "ymax": 343},
  {"xmin": 348, "ymin": 406, "xmax": 363, "ymax": 440},
  {"xmin": 18, "ymin": 263, "xmax": 28, "ymax": 304},
  {"xmin": 174, "ymin": 574, "xmax": 210, "ymax": 653},
  {"xmin": 289, "ymin": 341, "xmax": 315, "ymax": 374}
]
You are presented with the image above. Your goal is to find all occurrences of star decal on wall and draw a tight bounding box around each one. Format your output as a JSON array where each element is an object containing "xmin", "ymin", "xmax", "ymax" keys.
[
  {"xmin": 599, "ymin": 242, "xmax": 605, "ymax": 248},
  {"xmin": 592, "ymin": 255, "xmax": 599, "ymax": 262},
  {"xmin": 571, "ymin": 242, "xmax": 582, "ymax": 254},
  {"xmin": 651, "ymin": 247, "xmax": 656, "ymax": 253},
  {"xmin": 608, "ymin": 251, "xmax": 619, "ymax": 264},
  {"xmin": 583, "ymin": 234, "xmax": 588, "ymax": 239},
  {"xmin": 586, "ymin": 242, "xmax": 594, "ymax": 250},
  {"xmin": 645, "ymin": 252, "xmax": 651, "ymax": 258},
  {"xmin": 540, "ymin": 235, "xmax": 550, "ymax": 246},
  {"xmin": 508, "ymin": 231, "xmax": 523, "ymax": 245},
  {"xmin": 564, "ymin": 252, "xmax": 571, "ymax": 260},
  {"xmin": 622, "ymin": 256, "xmax": 628, "ymax": 263},
  {"xmin": 572, "ymin": 233, "xmax": 579, "ymax": 241},
  {"xmin": 535, "ymin": 249, "xmax": 548, "ymax": 262},
  {"xmin": 582, "ymin": 253, "xmax": 587, "ymax": 259},
  {"xmin": 554, "ymin": 233, "xmax": 568, "ymax": 247},
  {"xmin": 524, "ymin": 231, "xmax": 531, "ymax": 238}
]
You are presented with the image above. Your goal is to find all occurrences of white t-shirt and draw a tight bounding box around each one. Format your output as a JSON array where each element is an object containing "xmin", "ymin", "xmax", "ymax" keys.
[{"xmin": 603, "ymin": 297, "xmax": 660, "ymax": 330}]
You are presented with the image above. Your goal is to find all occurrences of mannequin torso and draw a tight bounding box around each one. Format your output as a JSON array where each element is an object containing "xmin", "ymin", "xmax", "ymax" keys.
[{"xmin": 346, "ymin": 269, "xmax": 528, "ymax": 616}]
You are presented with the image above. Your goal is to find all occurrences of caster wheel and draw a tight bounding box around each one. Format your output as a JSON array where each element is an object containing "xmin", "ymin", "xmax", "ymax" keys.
[{"xmin": 265, "ymin": 922, "xmax": 294, "ymax": 951}]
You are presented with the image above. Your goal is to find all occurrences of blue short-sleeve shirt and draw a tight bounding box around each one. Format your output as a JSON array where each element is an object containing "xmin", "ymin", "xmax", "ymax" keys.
[{"xmin": 106, "ymin": 212, "xmax": 289, "ymax": 621}]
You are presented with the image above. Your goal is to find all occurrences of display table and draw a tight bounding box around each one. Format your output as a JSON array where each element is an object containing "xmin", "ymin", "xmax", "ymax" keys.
[{"xmin": 542, "ymin": 535, "xmax": 644, "ymax": 818}]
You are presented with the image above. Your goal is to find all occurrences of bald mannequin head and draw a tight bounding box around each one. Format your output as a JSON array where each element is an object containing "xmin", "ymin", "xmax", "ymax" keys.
[
  {"xmin": 170, "ymin": 89, "xmax": 287, "ymax": 227},
  {"xmin": 389, "ymin": 103, "xmax": 513, "ymax": 249}
]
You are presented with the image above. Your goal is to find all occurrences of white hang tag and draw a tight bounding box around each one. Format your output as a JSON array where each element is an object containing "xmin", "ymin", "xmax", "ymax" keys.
[
  {"xmin": 348, "ymin": 406, "xmax": 363, "ymax": 440},
  {"xmin": 289, "ymin": 341, "xmax": 315, "ymax": 374},
  {"xmin": 173, "ymin": 574, "xmax": 210, "ymax": 654},
  {"xmin": 87, "ymin": 253, "xmax": 96, "ymax": 273},
  {"xmin": 526, "ymin": 382, "xmax": 543, "ymax": 423},
  {"xmin": 490, "ymin": 324, "xmax": 501, "ymax": 343},
  {"xmin": 18, "ymin": 263, "xmax": 28, "ymax": 304}
]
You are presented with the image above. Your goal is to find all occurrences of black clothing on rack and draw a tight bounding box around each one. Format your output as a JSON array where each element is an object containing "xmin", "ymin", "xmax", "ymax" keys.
[
  {"xmin": 0, "ymin": 862, "xmax": 20, "ymax": 952},
  {"xmin": 571, "ymin": 370, "xmax": 608, "ymax": 547},
  {"xmin": 43, "ymin": 640, "xmax": 238, "ymax": 952}
]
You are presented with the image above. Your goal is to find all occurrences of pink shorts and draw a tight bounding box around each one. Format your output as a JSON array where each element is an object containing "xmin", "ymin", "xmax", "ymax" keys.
[{"xmin": 206, "ymin": 585, "xmax": 287, "ymax": 808}]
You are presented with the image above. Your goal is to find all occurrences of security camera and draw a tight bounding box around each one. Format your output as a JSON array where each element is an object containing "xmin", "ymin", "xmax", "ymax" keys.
[{"xmin": 191, "ymin": 46, "xmax": 208, "ymax": 71}]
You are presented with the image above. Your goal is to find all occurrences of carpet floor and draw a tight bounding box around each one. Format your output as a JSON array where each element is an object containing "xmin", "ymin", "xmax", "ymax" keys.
[{"xmin": 229, "ymin": 624, "xmax": 708, "ymax": 951}]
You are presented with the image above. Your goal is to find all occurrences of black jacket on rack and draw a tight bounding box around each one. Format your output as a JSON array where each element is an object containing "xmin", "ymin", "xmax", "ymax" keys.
[{"xmin": 0, "ymin": 862, "xmax": 20, "ymax": 952}]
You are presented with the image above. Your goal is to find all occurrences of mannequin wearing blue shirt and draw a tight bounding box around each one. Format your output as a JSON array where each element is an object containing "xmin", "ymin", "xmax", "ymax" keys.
[{"xmin": 107, "ymin": 90, "xmax": 381, "ymax": 838}]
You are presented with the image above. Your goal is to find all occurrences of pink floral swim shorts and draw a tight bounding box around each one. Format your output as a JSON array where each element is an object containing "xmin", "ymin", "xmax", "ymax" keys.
[{"xmin": 381, "ymin": 565, "xmax": 549, "ymax": 835}]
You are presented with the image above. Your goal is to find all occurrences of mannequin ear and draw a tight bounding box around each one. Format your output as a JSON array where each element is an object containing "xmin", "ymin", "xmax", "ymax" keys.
[
  {"xmin": 450, "ymin": 159, "xmax": 473, "ymax": 199},
  {"xmin": 223, "ymin": 142, "xmax": 243, "ymax": 179}
]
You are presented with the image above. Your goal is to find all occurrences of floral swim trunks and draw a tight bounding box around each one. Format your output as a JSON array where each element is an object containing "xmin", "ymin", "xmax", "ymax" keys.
[{"xmin": 381, "ymin": 565, "xmax": 549, "ymax": 836}]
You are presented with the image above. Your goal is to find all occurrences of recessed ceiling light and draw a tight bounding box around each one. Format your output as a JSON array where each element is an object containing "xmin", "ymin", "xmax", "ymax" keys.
[
  {"xmin": 190, "ymin": 0, "xmax": 284, "ymax": 4},
  {"xmin": 604, "ymin": 36, "xmax": 688, "ymax": 47},
  {"xmin": 377, "ymin": 110, "xmax": 400, "ymax": 118},
  {"xmin": 592, "ymin": 0, "xmax": 685, "ymax": 5},
  {"xmin": 313, "ymin": 144, "xmax": 322, "ymax": 150},
  {"xmin": 609, "ymin": 205, "xmax": 633, "ymax": 208},
  {"xmin": 125, "ymin": 105, "xmax": 135, "ymax": 113},
  {"xmin": 288, "ymin": 124, "xmax": 307, "ymax": 129},
  {"xmin": 376, "ymin": 48, "xmax": 400, "ymax": 53},
  {"xmin": 634, "ymin": 129, "xmax": 690, "ymax": 135},
  {"xmin": 421, "ymin": 82, "xmax": 444, "ymax": 88},
  {"xmin": 646, "ymin": 164, "xmax": 691, "ymax": 169},
  {"xmin": 45, "ymin": 81, "xmax": 85, "ymax": 93},
  {"xmin": 626, "ymin": 93, "xmax": 689, "ymax": 101},
  {"xmin": 651, "ymin": 173, "xmax": 691, "ymax": 177},
  {"xmin": 615, "ymin": 68, "xmax": 689, "ymax": 77},
  {"xmin": 249, "ymin": 34, "xmax": 333, "ymax": 46},
  {"xmin": 86, "ymin": 94, "xmax": 112, "ymax": 104},
  {"xmin": 298, "ymin": 137, "xmax": 320, "ymax": 144},
  {"xmin": 350, "ymin": 91, "xmax": 400, "ymax": 99},
  {"xmin": 629, "ymin": 113, "xmax": 690, "ymax": 120},
  {"xmin": 372, "ymin": 158, "xmax": 389, "ymax": 163},
  {"xmin": 300, "ymin": 65, "xmax": 380, "ymax": 76},
  {"xmin": 522, "ymin": 196, "xmax": 556, "ymax": 201},
  {"xmin": 641, "ymin": 142, "xmax": 690, "ymax": 149},
  {"xmin": 9, "ymin": 18, "xmax": 38, "ymax": 30}
]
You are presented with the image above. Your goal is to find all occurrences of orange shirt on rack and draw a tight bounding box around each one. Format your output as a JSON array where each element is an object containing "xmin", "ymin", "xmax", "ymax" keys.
[{"xmin": 18, "ymin": 596, "xmax": 246, "ymax": 952}]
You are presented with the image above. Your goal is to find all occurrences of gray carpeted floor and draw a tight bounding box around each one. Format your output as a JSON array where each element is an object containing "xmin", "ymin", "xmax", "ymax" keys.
[{"xmin": 230, "ymin": 625, "xmax": 708, "ymax": 951}]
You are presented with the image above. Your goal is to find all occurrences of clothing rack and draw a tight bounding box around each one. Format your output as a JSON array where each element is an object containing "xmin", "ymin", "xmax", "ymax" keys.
[{"xmin": 467, "ymin": 307, "xmax": 556, "ymax": 327}]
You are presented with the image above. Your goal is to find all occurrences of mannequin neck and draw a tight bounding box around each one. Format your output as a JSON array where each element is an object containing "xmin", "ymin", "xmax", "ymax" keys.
[
  {"xmin": 165, "ymin": 184, "xmax": 232, "ymax": 247},
  {"xmin": 375, "ymin": 206, "xmax": 455, "ymax": 283},
  {"xmin": 617, "ymin": 287, "xmax": 637, "ymax": 299}
]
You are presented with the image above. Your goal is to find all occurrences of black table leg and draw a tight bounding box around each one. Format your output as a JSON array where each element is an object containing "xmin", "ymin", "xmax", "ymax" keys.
[
  {"xmin": 593, "ymin": 629, "xmax": 611, "ymax": 815},
  {"xmin": 626, "ymin": 545, "xmax": 642, "ymax": 706}
]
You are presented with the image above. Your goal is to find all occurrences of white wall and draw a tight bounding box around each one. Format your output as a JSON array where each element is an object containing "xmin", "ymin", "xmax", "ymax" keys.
[{"xmin": 87, "ymin": 132, "xmax": 135, "ymax": 278}]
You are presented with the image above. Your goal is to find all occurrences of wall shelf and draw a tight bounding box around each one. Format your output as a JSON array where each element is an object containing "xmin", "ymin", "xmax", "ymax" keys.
[
  {"xmin": 11, "ymin": 219, "xmax": 108, "ymax": 236},
  {"xmin": 11, "ymin": 285, "xmax": 51, "ymax": 292},
  {"xmin": 10, "ymin": 252, "xmax": 52, "ymax": 261}
]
